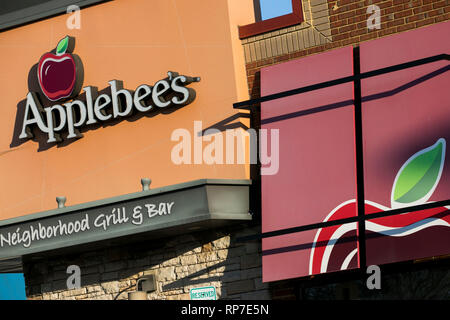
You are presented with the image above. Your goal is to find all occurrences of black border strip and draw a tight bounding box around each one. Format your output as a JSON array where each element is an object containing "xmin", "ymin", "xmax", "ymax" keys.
[
  {"xmin": 237, "ymin": 199, "xmax": 450, "ymax": 242},
  {"xmin": 352, "ymin": 46, "xmax": 366, "ymax": 269},
  {"xmin": 234, "ymin": 53, "xmax": 450, "ymax": 110},
  {"xmin": 0, "ymin": 0, "xmax": 111, "ymax": 32}
]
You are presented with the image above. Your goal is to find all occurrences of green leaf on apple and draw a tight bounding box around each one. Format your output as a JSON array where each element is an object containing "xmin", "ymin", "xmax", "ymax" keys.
[
  {"xmin": 391, "ymin": 138, "xmax": 446, "ymax": 208},
  {"xmin": 56, "ymin": 36, "xmax": 69, "ymax": 55}
]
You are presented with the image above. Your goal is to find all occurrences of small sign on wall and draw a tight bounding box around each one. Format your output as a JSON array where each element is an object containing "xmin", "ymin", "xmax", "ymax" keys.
[{"xmin": 189, "ymin": 286, "xmax": 216, "ymax": 300}]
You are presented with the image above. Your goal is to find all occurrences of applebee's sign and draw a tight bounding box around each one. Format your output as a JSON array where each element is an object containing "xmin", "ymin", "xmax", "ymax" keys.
[{"xmin": 19, "ymin": 36, "xmax": 200, "ymax": 143}]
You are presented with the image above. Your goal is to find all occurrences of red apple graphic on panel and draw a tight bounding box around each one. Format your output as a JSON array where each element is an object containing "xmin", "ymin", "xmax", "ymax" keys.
[
  {"xmin": 37, "ymin": 36, "xmax": 81, "ymax": 101},
  {"xmin": 310, "ymin": 138, "xmax": 449, "ymax": 275}
]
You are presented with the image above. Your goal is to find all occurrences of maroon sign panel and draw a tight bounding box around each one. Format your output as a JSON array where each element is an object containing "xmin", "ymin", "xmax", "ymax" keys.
[
  {"xmin": 261, "ymin": 21, "xmax": 450, "ymax": 283},
  {"xmin": 261, "ymin": 47, "xmax": 359, "ymax": 282},
  {"xmin": 361, "ymin": 22, "xmax": 450, "ymax": 266}
]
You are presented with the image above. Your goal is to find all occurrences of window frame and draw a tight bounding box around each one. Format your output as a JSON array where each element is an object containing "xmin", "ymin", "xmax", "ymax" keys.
[{"xmin": 238, "ymin": 0, "xmax": 304, "ymax": 39}]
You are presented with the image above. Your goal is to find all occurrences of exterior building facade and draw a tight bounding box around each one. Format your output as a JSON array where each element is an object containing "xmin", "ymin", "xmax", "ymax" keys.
[{"xmin": 0, "ymin": 0, "xmax": 448, "ymax": 300}]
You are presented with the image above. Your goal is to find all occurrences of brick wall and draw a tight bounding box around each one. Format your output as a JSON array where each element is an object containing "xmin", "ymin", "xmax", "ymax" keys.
[
  {"xmin": 242, "ymin": 0, "xmax": 332, "ymax": 64},
  {"xmin": 245, "ymin": 0, "xmax": 450, "ymax": 100},
  {"xmin": 24, "ymin": 224, "xmax": 270, "ymax": 300}
]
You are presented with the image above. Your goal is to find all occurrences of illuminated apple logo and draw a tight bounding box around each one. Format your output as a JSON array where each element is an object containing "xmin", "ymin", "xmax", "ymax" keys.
[{"xmin": 37, "ymin": 36, "xmax": 82, "ymax": 101}]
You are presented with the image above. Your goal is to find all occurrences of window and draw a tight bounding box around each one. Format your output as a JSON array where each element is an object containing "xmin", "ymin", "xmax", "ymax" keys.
[
  {"xmin": 239, "ymin": 0, "xmax": 303, "ymax": 39},
  {"xmin": 257, "ymin": 0, "xmax": 293, "ymax": 21}
]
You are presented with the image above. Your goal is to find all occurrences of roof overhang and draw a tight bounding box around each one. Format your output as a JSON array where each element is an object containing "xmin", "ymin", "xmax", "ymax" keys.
[{"xmin": 0, "ymin": 179, "xmax": 252, "ymax": 272}]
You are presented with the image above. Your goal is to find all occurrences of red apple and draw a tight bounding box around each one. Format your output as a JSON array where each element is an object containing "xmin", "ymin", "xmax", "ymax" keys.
[
  {"xmin": 309, "ymin": 200, "xmax": 450, "ymax": 275},
  {"xmin": 310, "ymin": 139, "xmax": 449, "ymax": 275},
  {"xmin": 37, "ymin": 36, "xmax": 77, "ymax": 101}
]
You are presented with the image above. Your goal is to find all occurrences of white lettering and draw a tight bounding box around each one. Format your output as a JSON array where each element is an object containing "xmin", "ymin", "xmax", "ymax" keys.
[
  {"xmin": 132, "ymin": 206, "xmax": 143, "ymax": 225},
  {"xmin": 65, "ymin": 100, "xmax": 87, "ymax": 139},
  {"xmin": 45, "ymin": 104, "xmax": 67, "ymax": 143},
  {"xmin": 19, "ymin": 92, "xmax": 49, "ymax": 139},
  {"xmin": 171, "ymin": 76, "xmax": 191, "ymax": 105},
  {"xmin": 133, "ymin": 84, "xmax": 153, "ymax": 112},
  {"xmin": 167, "ymin": 202, "xmax": 174, "ymax": 214},
  {"xmin": 67, "ymin": 222, "xmax": 74, "ymax": 234},
  {"xmin": 145, "ymin": 204, "xmax": 158, "ymax": 218},
  {"xmin": 20, "ymin": 72, "xmax": 198, "ymax": 144},
  {"xmin": 83, "ymin": 86, "xmax": 98, "ymax": 125},
  {"xmin": 94, "ymin": 93, "xmax": 112, "ymax": 121},
  {"xmin": 152, "ymin": 80, "xmax": 171, "ymax": 108},
  {"xmin": 94, "ymin": 214, "xmax": 107, "ymax": 231},
  {"xmin": 110, "ymin": 80, "xmax": 133, "ymax": 118}
]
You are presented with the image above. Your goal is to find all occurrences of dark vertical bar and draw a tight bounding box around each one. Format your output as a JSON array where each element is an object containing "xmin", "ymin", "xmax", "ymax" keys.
[
  {"xmin": 250, "ymin": 71, "xmax": 261, "ymax": 224},
  {"xmin": 253, "ymin": 0, "xmax": 262, "ymax": 22},
  {"xmin": 353, "ymin": 46, "xmax": 367, "ymax": 270}
]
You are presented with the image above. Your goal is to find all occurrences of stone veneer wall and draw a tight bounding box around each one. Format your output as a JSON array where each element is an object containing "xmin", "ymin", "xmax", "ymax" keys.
[{"xmin": 24, "ymin": 224, "xmax": 270, "ymax": 300}]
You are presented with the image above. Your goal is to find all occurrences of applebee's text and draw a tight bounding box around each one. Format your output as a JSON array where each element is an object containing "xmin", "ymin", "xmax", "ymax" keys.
[{"xmin": 19, "ymin": 71, "xmax": 199, "ymax": 143}]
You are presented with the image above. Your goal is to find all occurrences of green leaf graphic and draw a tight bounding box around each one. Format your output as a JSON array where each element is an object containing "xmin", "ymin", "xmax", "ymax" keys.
[
  {"xmin": 56, "ymin": 36, "xmax": 69, "ymax": 55},
  {"xmin": 392, "ymin": 138, "xmax": 446, "ymax": 206}
]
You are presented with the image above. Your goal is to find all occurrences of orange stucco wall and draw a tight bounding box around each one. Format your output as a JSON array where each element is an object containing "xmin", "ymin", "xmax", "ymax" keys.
[{"xmin": 0, "ymin": 0, "xmax": 254, "ymax": 220}]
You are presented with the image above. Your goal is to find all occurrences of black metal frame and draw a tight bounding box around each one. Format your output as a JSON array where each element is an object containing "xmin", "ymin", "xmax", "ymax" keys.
[
  {"xmin": 233, "ymin": 53, "xmax": 449, "ymax": 109},
  {"xmin": 233, "ymin": 50, "xmax": 450, "ymax": 270}
]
